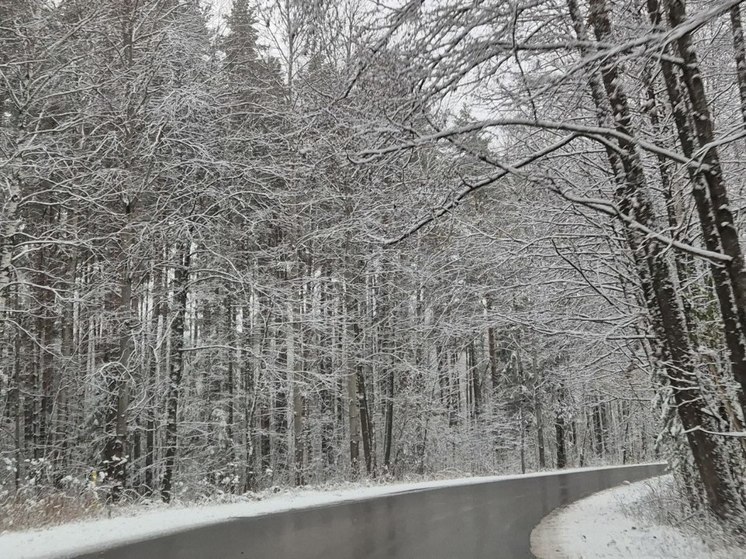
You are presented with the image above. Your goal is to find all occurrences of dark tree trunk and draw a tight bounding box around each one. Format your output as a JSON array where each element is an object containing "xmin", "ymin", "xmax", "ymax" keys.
[
  {"xmin": 666, "ymin": 0, "xmax": 746, "ymax": 358},
  {"xmin": 357, "ymin": 362, "xmax": 373, "ymax": 474},
  {"xmin": 640, "ymin": 64, "xmax": 697, "ymax": 339},
  {"xmin": 592, "ymin": 401, "xmax": 604, "ymax": 456},
  {"xmin": 648, "ymin": 0, "xmax": 746, "ymax": 419},
  {"xmin": 383, "ymin": 366, "xmax": 395, "ymax": 470},
  {"xmin": 11, "ymin": 283, "xmax": 22, "ymax": 489},
  {"xmin": 532, "ymin": 352, "xmax": 545, "ymax": 468},
  {"xmin": 161, "ymin": 240, "xmax": 190, "ymax": 503},
  {"xmin": 469, "ymin": 342, "xmax": 482, "ymax": 417},
  {"xmin": 555, "ymin": 413, "xmax": 567, "ymax": 469},
  {"xmin": 487, "ymin": 325, "xmax": 499, "ymax": 391},
  {"xmin": 144, "ymin": 262, "xmax": 165, "ymax": 496},
  {"xmin": 584, "ymin": 0, "xmax": 743, "ymax": 520},
  {"xmin": 554, "ymin": 382, "xmax": 568, "ymax": 469}
]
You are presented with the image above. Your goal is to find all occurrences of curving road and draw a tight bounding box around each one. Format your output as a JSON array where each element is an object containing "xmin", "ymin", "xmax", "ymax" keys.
[{"xmin": 72, "ymin": 463, "xmax": 665, "ymax": 559}]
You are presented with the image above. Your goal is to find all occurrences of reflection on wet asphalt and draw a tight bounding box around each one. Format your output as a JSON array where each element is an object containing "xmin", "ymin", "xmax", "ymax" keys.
[{"xmin": 74, "ymin": 464, "xmax": 665, "ymax": 559}]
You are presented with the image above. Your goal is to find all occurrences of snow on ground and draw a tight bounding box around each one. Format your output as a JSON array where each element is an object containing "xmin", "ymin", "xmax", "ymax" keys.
[
  {"xmin": 531, "ymin": 475, "xmax": 744, "ymax": 559},
  {"xmin": 0, "ymin": 463, "xmax": 656, "ymax": 559}
]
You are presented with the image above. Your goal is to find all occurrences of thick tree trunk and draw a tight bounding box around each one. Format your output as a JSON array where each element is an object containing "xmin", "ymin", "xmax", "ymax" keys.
[
  {"xmin": 469, "ymin": 342, "xmax": 482, "ymax": 418},
  {"xmin": 555, "ymin": 410, "xmax": 567, "ymax": 469},
  {"xmin": 640, "ymin": 65, "xmax": 697, "ymax": 339},
  {"xmin": 584, "ymin": 0, "xmax": 743, "ymax": 520},
  {"xmin": 103, "ymin": 201, "xmax": 135, "ymax": 501},
  {"xmin": 357, "ymin": 363, "xmax": 373, "ymax": 474},
  {"xmin": 665, "ymin": 0, "xmax": 746, "ymax": 352},
  {"xmin": 647, "ymin": 0, "xmax": 746, "ymax": 418},
  {"xmin": 161, "ymin": 240, "xmax": 190, "ymax": 503},
  {"xmin": 346, "ymin": 369, "xmax": 361, "ymax": 473},
  {"xmin": 554, "ymin": 381, "xmax": 568, "ymax": 469}
]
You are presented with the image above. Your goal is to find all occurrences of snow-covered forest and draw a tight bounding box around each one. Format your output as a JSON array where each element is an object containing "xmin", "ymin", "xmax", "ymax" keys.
[{"xmin": 2, "ymin": 0, "xmax": 746, "ymax": 531}]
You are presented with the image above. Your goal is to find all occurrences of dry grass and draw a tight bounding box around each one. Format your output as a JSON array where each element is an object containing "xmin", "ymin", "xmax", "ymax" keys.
[
  {"xmin": 0, "ymin": 489, "xmax": 106, "ymax": 533},
  {"xmin": 619, "ymin": 475, "xmax": 746, "ymax": 554}
]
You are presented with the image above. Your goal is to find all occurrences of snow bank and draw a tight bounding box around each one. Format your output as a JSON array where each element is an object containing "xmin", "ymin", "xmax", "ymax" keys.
[
  {"xmin": 0, "ymin": 463, "xmax": 657, "ymax": 559},
  {"xmin": 530, "ymin": 475, "xmax": 744, "ymax": 558}
]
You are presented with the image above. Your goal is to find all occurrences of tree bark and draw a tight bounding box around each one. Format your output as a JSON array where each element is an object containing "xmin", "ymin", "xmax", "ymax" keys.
[
  {"xmin": 730, "ymin": 4, "xmax": 746, "ymax": 125},
  {"xmin": 555, "ymin": 387, "xmax": 567, "ymax": 469},
  {"xmin": 161, "ymin": 240, "xmax": 190, "ymax": 503},
  {"xmin": 533, "ymin": 353, "xmax": 546, "ymax": 468},
  {"xmin": 647, "ymin": 0, "xmax": 746, "ymax": 418},
  {"xmin": 584, "ymin": 0, "xmax": 743, "ymax": 519},
  {"xmin": 357, "ymin": 362, "xmax": 373, "ymax": 475},
  {"xmin": 665, "ymin": 0, "xmax": 746, "ymax": 353},
  {"xmin": 342, "ymin": 288, "xmax": 362, "ymax": 474}
]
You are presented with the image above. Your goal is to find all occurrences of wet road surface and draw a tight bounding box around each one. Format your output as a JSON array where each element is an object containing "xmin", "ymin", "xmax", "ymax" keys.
[{"xmin": 73, "ymin": 463, "xmax": 665, "ymax": 559}]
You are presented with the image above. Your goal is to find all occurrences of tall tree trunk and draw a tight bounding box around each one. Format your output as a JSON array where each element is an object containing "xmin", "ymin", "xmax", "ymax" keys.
[
  {"xmin": 346, "ymin": 369, "xmax": 361, "ymax": 474},
  {"xmin": 592, "ymin": 400, "xmax": 604, "ymax": 456},
  {"xmin": 532, "ymin": 352, "xmax": 545, "ymax": 468},
  {"xmin": 469, "ymin": 342, "xmax": 482, "ymax": 418},
  {"xmin": 286, "ymin": 299, "xmax": 297, "ymax": 482},
  {"xmin": 0, "ymin": 175, "xmax": 19, "ymax": 328},
  {"xmin": 287, "ymin": 297, "xmax": 304, "ymax": 486},
  {"xmin": 345, "ymin": 290, "xmax": 362, "ymax": 474},
  {"xmin": 519, "ymin": 402, "xmax": 526, "ymax": 474},
  {"xmin": 226, "ymin": 296, "xmax": 235, "ymax": 466},
  {"xmin": 555, "ymin": 384, "xmax": 567, "ymax": 469},
  {"xmin": 161, "ymin": 240, "xmax": 190, "ymax": 503},
  {"xmin": 484, "ymin": 298, "xmax": 500, "ymax": 393},
  {"xmin": 145, "ymin": 262, "xmax": 165, "ymax": 495},
  {"xmin": 357, "ymin": 362, "xmax": 373, "ymax": 475},
  {"xmin": 730, "ymin": 4, "xmax": 746, "ymax": 125},
  {"xmin": 647, "ymin": 0, "xmax": 746, "ymax": 418},
  {"xmin": 0, "ymin": 84, "xmax": 23, "ymax": 341},
  {"xmin": 1, "ymin": 117, "xmax": 23, "ymax": 480},
  {"xmin": 665, "ymin": 0, "xmax": 746, "ymax": 355},
  {"xmin": 383, "ymin": 366, "xmax": 395, "ymax": 471},
  {"xmin": 103, "ymin": 202, "xmax": 134, "ymax": 501},
  {"xmin": 584, "ymin": 0, "xmax": 743, "ymax": 519},
  {"xmin": 11, "ymin": 283, "xmax": 22, "ymax": 489},
  {"xmin": 640, "ymin": 64, "xmax": 697, "ymax": 340}
]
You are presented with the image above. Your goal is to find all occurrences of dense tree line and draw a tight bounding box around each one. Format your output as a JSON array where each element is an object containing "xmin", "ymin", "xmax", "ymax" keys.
[
  {"xmin": 3, "ymin": 0, "xmax": 741, "ymax": 530},
  {"xmin": 360, "ymin": 0, "xmax": 746, "ymax": 522}
]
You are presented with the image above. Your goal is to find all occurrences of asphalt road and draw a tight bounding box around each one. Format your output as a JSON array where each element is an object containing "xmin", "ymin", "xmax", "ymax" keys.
[{"xmin": 73, "ymin": 463, "xmax": 665, "ymax": 559}]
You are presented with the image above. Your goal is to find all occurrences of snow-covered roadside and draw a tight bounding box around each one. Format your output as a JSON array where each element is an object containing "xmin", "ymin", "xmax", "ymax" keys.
[
  {"xmin": 530, "ymin": 475, "xmax": 744, "ymax": 558},
  {"xmin": 0, "ymin": 463, "xmax": 656, "ymax": 559}
]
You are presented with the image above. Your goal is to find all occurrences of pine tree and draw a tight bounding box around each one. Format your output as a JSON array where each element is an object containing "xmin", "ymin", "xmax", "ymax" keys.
[{"xmin": 222, "ymin": 0, "xmax": 261, "ymax": 76}]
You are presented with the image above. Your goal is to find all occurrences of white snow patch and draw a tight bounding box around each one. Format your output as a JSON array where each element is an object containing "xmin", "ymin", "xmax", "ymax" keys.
[
  {"xmin": 0, "ymin": 463, "xmax": 660, "ymax": 559},
  {"xmin": 530, "ymin": 475, "xmax": 744, "ymax": 558}
]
